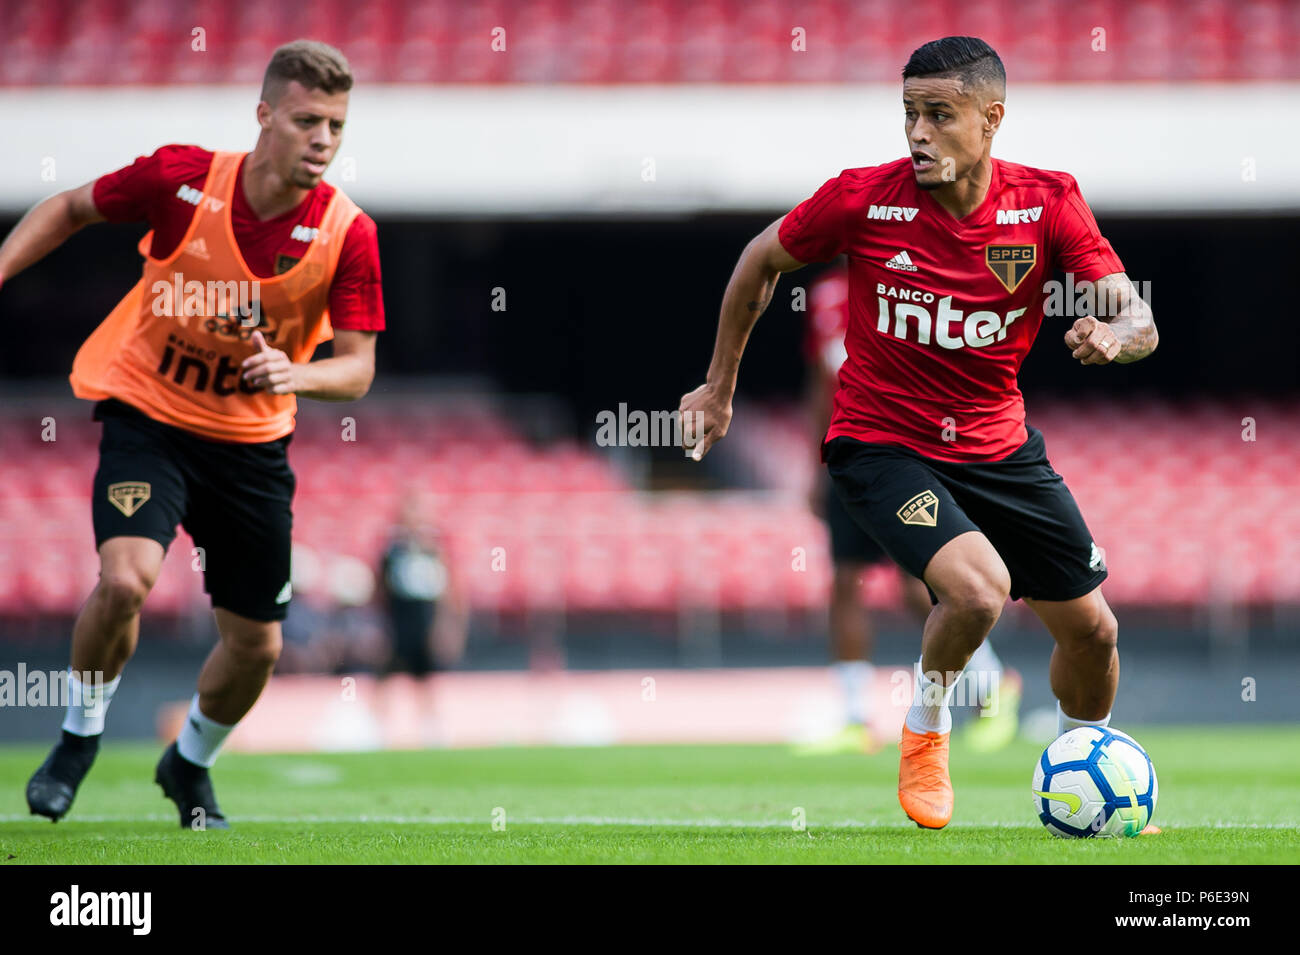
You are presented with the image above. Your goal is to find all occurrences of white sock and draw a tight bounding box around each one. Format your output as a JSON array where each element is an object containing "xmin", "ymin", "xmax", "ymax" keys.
[
  {"xmin": 1057, "ymin": 700, "xmax": 1111, "ymax": 737},
  {"xmin": 176, "ymin": 695, "xmax": 236, "ymax": 768},
  {"xmin": 905, "ymin": 660, "xmax": 960, "ymax": 735},
  {"xmin": 61, "ymin": 670, "xmax": 120, "ymax": 737},
  {"xmin": 966, "ymin": 640, "xmax": 1002, "ymax": 677},
  {"xmin": 832, "ymin": 661, "xmax": 874, "ymax": 725}
]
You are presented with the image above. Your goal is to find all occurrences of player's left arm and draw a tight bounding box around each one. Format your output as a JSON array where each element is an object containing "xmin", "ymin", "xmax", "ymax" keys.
[
  {"xmin": 1064, "ymin": 271, "xmax": 1158, "ymax": 366},
  {"xmin": 241, "ymin": 328, "xmax": 376, "ymax": 399},
  {"xmin": 242, "ymin": 213, "xmax": 384, "ymax": 399}
]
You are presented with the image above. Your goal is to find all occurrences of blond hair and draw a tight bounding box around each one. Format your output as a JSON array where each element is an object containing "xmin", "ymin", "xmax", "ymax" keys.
[{"xmin": 261, "ymin": 40, "xmax": 353, "ymax": 103}]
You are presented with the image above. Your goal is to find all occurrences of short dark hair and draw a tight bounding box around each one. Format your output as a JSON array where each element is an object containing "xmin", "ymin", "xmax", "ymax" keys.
[
  {"xmin": 902, "ymin": 36, "xmax": 1006, "ymax": 99},
  {"xmin": 261, "ymin": 40, "xmax": 353, "ymax": 103}
]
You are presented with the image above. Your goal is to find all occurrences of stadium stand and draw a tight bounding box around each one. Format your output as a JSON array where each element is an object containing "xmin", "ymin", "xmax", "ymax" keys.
[
  {"xmin": 3, "ymin": 397, "xmax": 1298, "ymax": 616},
  {"xmin": 1, "ymin": 0, "xmax": 1298, "ymax": 86}
]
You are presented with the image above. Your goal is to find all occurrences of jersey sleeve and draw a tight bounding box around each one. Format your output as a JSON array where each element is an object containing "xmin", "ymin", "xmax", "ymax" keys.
[
  {"xmin": 328, "ymin": 213, "xmax": 385, "ymax": 332},
  {"xmin": 1048, "ymin": 177, "xmax": 1125, "ymax": 282},
  {"xmin": 91, "ymin": 144, "xmax": 212, "ymax": 223},
  {"xmin": 778, "ymin": 174, "xmax": 850, "ymax": 264}
]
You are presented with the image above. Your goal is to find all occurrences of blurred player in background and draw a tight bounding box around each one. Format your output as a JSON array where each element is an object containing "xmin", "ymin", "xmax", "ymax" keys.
[
  {"xmin": 0, "ymin": 40, "xmax": 384, "ymax": 828},
  {"xmin": 682, "ymin": 37, "xmax": 1157, "ymax": 829},
  {"xmin": 800, "ymin": 262, "xmax": 1020, "ymax": 756},
  {"xmin": 376, "ymin": 496, "xmax": 467, "ymax": 745},
  {"xmin": 380, "ymin": 495, "xmax": 467, "ymax": 678}
]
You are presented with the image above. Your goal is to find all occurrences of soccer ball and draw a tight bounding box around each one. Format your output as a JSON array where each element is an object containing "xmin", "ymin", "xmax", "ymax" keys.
[{"xmin": 1031, "ymin": 726, "xmax": 1157, "ymax": 838}]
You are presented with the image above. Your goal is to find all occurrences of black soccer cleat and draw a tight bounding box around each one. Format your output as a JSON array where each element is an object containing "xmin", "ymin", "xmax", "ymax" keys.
[
  {"xmin": 154, "ymin": 743, "xmax": 230, "ymax": 830},
  {"xmin": 26, "ymin": 730, "xmax": 101, "ymax": 822}
]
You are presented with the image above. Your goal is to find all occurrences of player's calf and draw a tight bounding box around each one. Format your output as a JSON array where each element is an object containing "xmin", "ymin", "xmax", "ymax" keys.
[{"xmin": 1031, "ymin": 591, "xmax": 1120, "ymax": 729}]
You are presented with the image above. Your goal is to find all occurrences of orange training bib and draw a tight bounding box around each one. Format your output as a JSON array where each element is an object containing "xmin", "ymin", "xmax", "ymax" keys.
[{"xmin": 71, "ymin": 150, "xmax": 361, "ymax": 443}]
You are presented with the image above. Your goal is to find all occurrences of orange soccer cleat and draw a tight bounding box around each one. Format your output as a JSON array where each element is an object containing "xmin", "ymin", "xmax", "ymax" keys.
[{"xmin": 898, "ymin": 725, "xmax": 953, "ymax": 829}]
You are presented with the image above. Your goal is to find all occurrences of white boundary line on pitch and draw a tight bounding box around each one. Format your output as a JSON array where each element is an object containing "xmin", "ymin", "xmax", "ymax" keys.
[{"xmin": 1, "ymin": 814, "xmax": 1296, "ymax": 829}]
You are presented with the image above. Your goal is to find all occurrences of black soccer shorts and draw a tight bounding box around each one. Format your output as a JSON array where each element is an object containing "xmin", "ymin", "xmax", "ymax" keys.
[
  {"xmin": 90, "ymin": 399, "xmax": 296, "ymax": 622},
  {"xmin": 823, "ymin": 480, "xmax": 889, "ymax": 566},
  {"xmin": 824, "ymin": 424, "xmax": 1107, "ymax": 603}
]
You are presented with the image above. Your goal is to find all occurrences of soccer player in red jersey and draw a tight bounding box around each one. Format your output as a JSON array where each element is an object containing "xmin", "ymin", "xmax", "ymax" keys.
[
  {"xmin": 681, "ymin": 37, "xmax": 1157, "ymax": 828},
  {"xmin": 0, "ymin": 41, "xmax": 384, "ymax": 828}
]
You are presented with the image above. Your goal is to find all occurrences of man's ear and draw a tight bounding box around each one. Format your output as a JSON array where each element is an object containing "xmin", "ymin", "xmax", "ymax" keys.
[
  {"xmin": 256, "ymin": 100, "xmax": 273, "ymax": 131},
  {"xmin": 984, "ymin": 100, "xmax": 1005, "ymax": 138}
]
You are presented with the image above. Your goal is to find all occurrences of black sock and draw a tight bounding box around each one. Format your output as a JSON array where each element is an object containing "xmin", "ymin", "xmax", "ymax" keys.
[{"xmin": 59, "ymin": 729, "xmax": 100, "ymax": 752}]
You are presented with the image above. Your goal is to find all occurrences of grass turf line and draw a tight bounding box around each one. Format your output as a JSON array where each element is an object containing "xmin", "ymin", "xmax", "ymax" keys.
[{"xmin": 1, "ymin": 726, "xmax": 1297, "ymax": 864}]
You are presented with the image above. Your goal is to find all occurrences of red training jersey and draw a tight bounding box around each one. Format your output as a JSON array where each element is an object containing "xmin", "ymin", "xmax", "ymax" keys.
[
  {"xmin": 92, "ymin": 144, "xmax": 384, "ymax": 332},
  {"xmin": 780, "ymin": 157, "xmax": 1123, "ymax": 462}
]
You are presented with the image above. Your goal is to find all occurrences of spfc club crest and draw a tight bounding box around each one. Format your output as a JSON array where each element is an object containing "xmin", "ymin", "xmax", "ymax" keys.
[
  {"xmin": 986, "ymin": 244, "xmax": 1036, "ymax": 293},
  {"xmin": 897, "ymin": 490, "xmax": 940, "ymax": 527}
]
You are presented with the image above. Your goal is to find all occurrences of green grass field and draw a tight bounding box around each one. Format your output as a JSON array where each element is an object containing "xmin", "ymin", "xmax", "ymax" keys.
[{"xmin": 1, "ymin": 726, "xmax": 1297, "ymax": 864}]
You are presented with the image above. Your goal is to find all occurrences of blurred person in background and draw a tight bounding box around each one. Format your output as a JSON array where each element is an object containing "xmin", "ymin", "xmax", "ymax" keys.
[
  {"xmin": 377, "ymin": 496, "xmax": 467, "ymax": 745},
  {"xmin": 800, "ymin": 262, "xmax": 1021, "ymax": 756}
]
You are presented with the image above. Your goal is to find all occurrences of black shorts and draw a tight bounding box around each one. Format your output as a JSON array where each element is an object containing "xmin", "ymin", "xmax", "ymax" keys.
[
  {"xmin": 90, "ymin": 399, "xmax": 295, "ymax": 622},
  {"xmin": 825, "ymin": 425, "xmax": 1107, "ymax": 602},
  {"xmin": 388, "ymin": 600, "xmax": 438, "ymax": 677},
  {"xmin": 824, "ymin": 481, "xmax": 889, "ymax": 566}
]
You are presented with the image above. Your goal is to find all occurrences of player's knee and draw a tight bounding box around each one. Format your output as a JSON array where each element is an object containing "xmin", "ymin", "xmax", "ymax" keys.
[
  {"xmin": 223, "ymin": 626, "xmax": 283, "ymax": 669},
  {"xmin": 95, "ymin": 570, "xmax": 153, "ymax": 619},
  {"xmin": 938, "ymin": 568, "xmax": 1010, "ymax": 629},
  {"xmin": 1060, "ymin": 606, "xmax": 1118, "ymax": 656},
  {"xmin": 1089, "ymin": 608, "xmax": 1119, "ymax": 653}
]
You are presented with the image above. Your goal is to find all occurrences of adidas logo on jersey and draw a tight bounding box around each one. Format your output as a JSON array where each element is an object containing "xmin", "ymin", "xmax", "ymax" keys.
[
  {"xmin": 996, "ymin": 206, "xmax": 1043, "ymax": 225},
  {"xmin": 867, "ymin": 205, "xmax": 919, "ymax": 222},
  {"xmin": 175, "ymin": 185, "xmax": 225, "ymax": 214},
  {"xmin": 884, "ymin": 250, "xmax": 919, "ymax": 272},
  {"xmin": 290, "ymin": 225, "xmax": 319, "ymax": 243},
  {"xmin": 184, "ymin": 237, "xmax": 210, "ymax": 261}
]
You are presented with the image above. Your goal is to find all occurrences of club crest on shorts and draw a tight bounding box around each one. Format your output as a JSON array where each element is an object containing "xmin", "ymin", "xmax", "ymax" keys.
[
  {"xmin": 107, "ymin": 482, "xmax": 151, "ymax": 517},
  {"xmin": 986, "ymin": 244, "xmax": 1036, "ymax": 293},
  {"xmin": 897, "ymin": 490, "xmax": 939, "ymax": 527}
]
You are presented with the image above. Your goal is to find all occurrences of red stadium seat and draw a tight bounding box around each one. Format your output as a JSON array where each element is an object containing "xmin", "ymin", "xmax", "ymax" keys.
[{"xmin": 1, "ymin": 0, "xmax": 1296, "ymax": 86}]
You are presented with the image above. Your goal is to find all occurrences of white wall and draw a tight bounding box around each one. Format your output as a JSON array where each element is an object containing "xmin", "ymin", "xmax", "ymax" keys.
[{"xmin": 2, "ymin": 84, "xmax": 1296, "ymax": 215}]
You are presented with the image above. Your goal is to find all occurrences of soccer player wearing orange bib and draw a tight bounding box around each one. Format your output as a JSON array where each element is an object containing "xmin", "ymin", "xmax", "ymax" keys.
[
  {"xmin": 681, "ymin": 37, "xmax": 1157, "ymax": 829},
  {"xmin": 0, "ymin": 41, "xmax": 383, "ymax": 828}
]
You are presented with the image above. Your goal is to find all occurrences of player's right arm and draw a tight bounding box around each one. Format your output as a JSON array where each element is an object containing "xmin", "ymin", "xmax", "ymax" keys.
[
  {"xmin": 678, "ymin": 217, "xmax": 807, "ymax": 461},
  {"xmin": 0, "ymin": 182, "xmax": 105, "ymax": 289}
]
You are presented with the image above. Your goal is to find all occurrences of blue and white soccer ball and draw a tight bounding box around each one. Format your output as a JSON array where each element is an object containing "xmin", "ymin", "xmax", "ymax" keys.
[{"xmin": 1031, "ymin": 726, "xmax": 1158, "ymax": 838}]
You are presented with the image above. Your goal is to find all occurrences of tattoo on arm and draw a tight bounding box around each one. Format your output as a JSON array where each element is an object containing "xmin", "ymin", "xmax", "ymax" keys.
[
  {"xmin": 746, "ymin": 294, "xmax": 772, "ymax": 315},
  {"xmin": 1093, "ymin": 273, "xmax": 1158, "ymax": 363}
]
